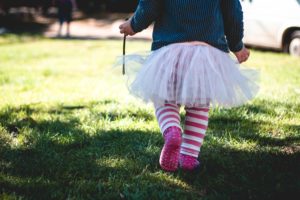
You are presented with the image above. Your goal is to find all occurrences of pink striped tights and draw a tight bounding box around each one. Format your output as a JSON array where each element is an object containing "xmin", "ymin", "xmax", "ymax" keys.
[{"xmin": 155, "ymin": 103, "xmax": 209, "ymax": 171}]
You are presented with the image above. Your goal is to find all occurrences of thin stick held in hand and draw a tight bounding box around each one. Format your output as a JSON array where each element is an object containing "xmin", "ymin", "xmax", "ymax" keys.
[
  {"xmin": 122, "ymin": 18, "xmax": 129, "ymax": 75},
  {"xmin": 123, "ymin": 34, "xmax": 126, "ymax": 75}
]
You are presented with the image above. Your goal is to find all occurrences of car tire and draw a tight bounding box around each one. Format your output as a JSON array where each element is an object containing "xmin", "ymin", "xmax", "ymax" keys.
[{"xmin": 288, "ymin": 31, "xmax": 300, "ymax": 57}]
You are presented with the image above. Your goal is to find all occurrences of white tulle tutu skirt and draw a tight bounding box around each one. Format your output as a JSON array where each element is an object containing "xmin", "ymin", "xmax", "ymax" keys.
[{"xmin": 118, "ymin": 42, "xmax": 259, "ymax": 108}]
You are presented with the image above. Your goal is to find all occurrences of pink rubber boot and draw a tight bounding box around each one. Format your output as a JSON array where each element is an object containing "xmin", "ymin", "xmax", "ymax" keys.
[
  {"xmin": 159, "ymin": 127, "xmax": 182, "ymax": 172},
  {"xmin": 179, "ymin": 154, "xmax": 200, "ymax": 171}
]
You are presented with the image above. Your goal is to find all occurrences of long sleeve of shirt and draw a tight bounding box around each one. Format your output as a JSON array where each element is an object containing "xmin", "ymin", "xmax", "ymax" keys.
[
  {"xmin": 130, "ymin": 0, "xmax": 162, "ymax": 33},
  {"xmin": 130, "ymin": 0, "xmax": 245, "ymax": 53},
  {"xmin": 221, "ymin": 0, "xmax": 244, "ymax": 52}
]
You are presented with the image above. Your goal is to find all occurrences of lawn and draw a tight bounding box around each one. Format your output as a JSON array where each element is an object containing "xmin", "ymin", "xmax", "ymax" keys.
[{"xmin": 0, "ymin": 34, "xmax": 300, "ymax": 200}]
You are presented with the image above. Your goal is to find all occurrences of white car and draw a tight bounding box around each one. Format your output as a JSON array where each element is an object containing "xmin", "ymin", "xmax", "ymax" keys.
[{"xmin": 241, "ymin": 0, "xmax": 300, "ymax": 56}]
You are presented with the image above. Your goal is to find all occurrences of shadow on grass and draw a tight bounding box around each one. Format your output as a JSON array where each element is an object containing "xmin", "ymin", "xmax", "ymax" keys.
[
  {"xmin": 0, "ymin": 14, "xmax": 51, "ymax": 35},
  {"xmin": 0, "ymin": 100, "xmax": 300, "ymax": 199}
]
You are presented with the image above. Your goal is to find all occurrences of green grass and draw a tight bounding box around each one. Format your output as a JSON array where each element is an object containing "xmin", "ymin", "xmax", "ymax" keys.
[{"xmin": 0, "ymin": 34, "xmax": 300, "ymax": 200}]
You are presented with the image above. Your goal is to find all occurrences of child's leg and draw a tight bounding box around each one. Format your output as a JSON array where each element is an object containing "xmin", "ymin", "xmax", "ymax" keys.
[
  {"xmin": 180, "ymin": 106, "xmax": 209, "ymax": 170},
  {"xmin": 155, "ymin": 103, "xmax": 181, "ymax": 133},
  {"xmin": 155, "ymin": 103, "xmax": 182, "ymax": 171}
]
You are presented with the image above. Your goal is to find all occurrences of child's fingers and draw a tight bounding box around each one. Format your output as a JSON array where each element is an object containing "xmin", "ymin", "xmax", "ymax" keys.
[
  {"xmin": 234, "ymin": 48, "xmax": 250, "ymax": 63},
  {"xmin": 119, "ymin": 21, "xmax": 135, "ymax": 36},
  {"xmin": 238, "ymin": 56, "xmax": 245, "ymax": 63},
  {"xmin": 119, "ymin": 24, "xmax": 124, "ymax": 29},
  {"xmin": 119, "ymin": 25, "xmax": 127, "ymax": 34},
  {"xmin": 119, "ymin": 23, "xmax": 127, "ymax": 31},
  {"xmin": 120, "ymin": 29, "xmax": 134, "ymax": 36},
  {"xmin": 119, "ymin": 24, "xmax": 128, "ymax": 34},
  {"xmin": 242, "ymin": 50, "xmax": 250, "ymax": 62},
  {"xmin": 127, "ymin": 30, "xmax": 135, "ymax": 36},
  {"xmin": 238, "ymin": 53, "xmax": 249, "ymax": 63},
  {"xmin": 120, "ymin": 29, "xmax": 130, "ymax": 36}
]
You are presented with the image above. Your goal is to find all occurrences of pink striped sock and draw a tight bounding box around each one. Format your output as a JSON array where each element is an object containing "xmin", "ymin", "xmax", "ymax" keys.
[
  {"xmin": 155, "ymin": 103, "xmax": 182, "ymax": 171},
  {"xmin": 180, "ymin": 107, "xmax": 209, "ymax": 158},
  {"xmin": 155, "ymin": 103, "xmax": 182, "ymax": 134}
]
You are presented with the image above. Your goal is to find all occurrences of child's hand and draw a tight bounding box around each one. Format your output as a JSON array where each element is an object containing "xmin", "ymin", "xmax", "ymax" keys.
[
  {"xmin": 119, "ymin": 20, "xmax": 136, "ymax": 36},
  {"xmin": 233, "ymin": 47, "xmax": 250, "ymax": 63}
]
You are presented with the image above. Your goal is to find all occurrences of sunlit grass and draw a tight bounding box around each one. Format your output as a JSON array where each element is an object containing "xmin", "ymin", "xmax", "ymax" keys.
[{"xmin": 0, "ymin": 34, "xmax": 299, "ymax": 199}]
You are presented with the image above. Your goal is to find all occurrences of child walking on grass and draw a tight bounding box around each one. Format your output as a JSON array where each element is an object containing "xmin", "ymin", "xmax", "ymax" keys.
[{"xmin": 119, "ymin": 0, "xmax": 259, "ymax": 172}]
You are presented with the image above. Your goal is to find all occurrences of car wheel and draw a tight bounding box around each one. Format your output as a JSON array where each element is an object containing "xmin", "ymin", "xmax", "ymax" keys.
[{"xmin": 288, "ymin": 31, "xmax": 300, "ymax": 57}]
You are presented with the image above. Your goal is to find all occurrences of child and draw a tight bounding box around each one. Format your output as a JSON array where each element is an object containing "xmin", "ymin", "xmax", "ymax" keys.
[
  {"xmin": 53, "ymin": 0, "xmax": 77, "ymax": 37},
  {"xmin": 119, "ymin": 0, "xmax": 258, "ymax": 172}
]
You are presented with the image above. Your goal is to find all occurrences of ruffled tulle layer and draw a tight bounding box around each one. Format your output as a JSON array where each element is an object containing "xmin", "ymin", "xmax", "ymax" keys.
[{"xmin": 117, "ymin": 43, "xmax": 259, "ymax": 108}]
